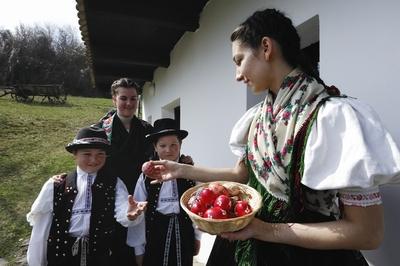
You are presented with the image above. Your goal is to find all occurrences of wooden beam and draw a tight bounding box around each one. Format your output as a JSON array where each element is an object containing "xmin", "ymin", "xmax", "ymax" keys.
[
  {"xmin": 94, "ymin": 75, "xmax": 146, "ymax": 93},
  {"xmin": 93, "ymin": 46, "xmax": 170, "ymax": 67},
  {"xmin": 93, "ymin": 65, "xmax": 154, "ymax": 81},
  {"xmin": 85, "ymin": 2, "xmax": 202, "ymax": 32},
  {"xmin": 95, "ymin": 74, "xmax": 143, "ymax": 84}
]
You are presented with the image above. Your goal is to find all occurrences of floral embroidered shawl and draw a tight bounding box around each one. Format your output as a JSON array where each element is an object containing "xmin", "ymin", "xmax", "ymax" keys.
[{"xmin": 247, "ymin": 68, "xmax": 330, "ymax": 203}]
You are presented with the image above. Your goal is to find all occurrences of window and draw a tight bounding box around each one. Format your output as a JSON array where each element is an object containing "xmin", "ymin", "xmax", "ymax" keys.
[{"xmin": 162, "ymin": 98, "xmax": 180, "ymax": 126}]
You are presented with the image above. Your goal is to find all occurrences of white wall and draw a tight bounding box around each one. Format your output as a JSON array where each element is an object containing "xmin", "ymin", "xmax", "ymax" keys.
[
  {"xmin": 142, "ymin": 0, "xmax": 400, "ymax": 265},
  {"xmin": 142, "ymin": 0, "xmax": 247, "ymax": 168}
]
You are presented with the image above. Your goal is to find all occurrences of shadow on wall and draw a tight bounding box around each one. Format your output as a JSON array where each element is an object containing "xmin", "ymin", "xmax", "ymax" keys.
[{"xmin": 362, "ymin": 185, "xmax": 400, "ymax": 266}]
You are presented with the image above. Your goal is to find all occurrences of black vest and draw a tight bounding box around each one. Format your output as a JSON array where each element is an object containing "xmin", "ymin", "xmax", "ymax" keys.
[
  {"xmin": 144, "ymin": 176, "xmax": 196, "ymax": 233},
  {"xmin": 143, "ymin": 169, "xmax": 197, "ymax": 265},
  {"xmin": 47, "ymin": 168, "xmax": 117, "ymax": 265}
]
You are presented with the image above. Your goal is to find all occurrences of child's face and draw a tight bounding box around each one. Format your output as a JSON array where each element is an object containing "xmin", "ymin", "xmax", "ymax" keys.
[
  {"xmin": 73, "ymin": 148, "xmax": 107, "ymax": 173},
  {"xmin": 154, "ymin": 135, "xmax": 181, "ymax": 161},
  {"xmin": 112, "ymin": 87, "xmax": 138, "ymax": 118}
]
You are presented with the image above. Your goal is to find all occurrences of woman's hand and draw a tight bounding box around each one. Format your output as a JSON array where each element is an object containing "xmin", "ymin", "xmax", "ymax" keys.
[
  {"xmin": 127, "ymin": 195, "xmax": 147, "ymax": 221},
  {"xmin": 144, "ymin": 160, "xmax": 186, "ymax": 183},
  {"xmin": 220, "ymin": 218, "xmax": 263, "ymax": 241},
  {"xmin": 142, "ymin": 161, "xmax": 158, "ymax": 176}
]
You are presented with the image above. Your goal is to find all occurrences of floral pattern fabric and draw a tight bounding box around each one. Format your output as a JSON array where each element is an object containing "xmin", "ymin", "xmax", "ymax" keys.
[{"xmin": 247, "ymin": 68, "xmax": 330, "ymax": 203}]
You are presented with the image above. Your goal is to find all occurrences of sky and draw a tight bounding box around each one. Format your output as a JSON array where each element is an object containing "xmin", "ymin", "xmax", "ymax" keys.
[{"xmin": 0, "ymin": 0, "xmax": 80, "ymax": 33}]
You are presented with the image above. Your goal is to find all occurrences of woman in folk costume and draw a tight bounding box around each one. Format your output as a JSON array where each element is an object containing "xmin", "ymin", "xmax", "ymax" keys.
[
  {"xmin": 26, "ymin": 126, "xmax": 147, "ymax": 266},
  {"xmin": 127, "ymin": 118, "xmax": 201, "ymax": 266},
  {"xmin": 145, "ymin": 8, "xmax": 400, "ymax": 266}
]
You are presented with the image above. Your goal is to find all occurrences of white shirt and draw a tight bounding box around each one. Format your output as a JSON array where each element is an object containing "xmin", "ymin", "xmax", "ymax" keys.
[
  {"xmin": 127, "ymin": 173, "xmax": 201, "ymax": 255},
  {"xmin": 26, "ymin": 166, "xmax": 143, "ymax": 266}
]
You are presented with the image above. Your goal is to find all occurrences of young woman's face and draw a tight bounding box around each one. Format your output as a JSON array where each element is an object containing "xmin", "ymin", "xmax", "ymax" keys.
[
  {"xmin": 112, "ymin": 87, "xmax": 138, "ymax": 118},
  {"xmin": 232, "ymin": 40, "xmax": 270, "ymax": 93},
  {"xmin": 73, "ymin": 148, "xmax": 107, "ymax": 174},
  {"xmin": 154, "ymin": 135, "xmax": 181, "ymax": 161}
]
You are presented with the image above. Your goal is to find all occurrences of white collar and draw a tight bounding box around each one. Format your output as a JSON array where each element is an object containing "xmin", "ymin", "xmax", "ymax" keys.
[{"xmin": 76, "ymin": 166, "xmax": 97, "ymax": 179}]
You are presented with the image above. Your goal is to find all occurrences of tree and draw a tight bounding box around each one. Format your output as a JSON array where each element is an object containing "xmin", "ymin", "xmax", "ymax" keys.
[
  {"xmin": 0, "ymin": 24, "xmax": 92, "ymax": 96},
  {"xmin": 0, "ymin": 29, "xmax": 15, "ymax": 84}
]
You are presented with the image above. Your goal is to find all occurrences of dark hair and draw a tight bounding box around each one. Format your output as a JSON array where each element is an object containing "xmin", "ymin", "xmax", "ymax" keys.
[
  {"xmin": 110, "ymin": 78, "xmax": 141, "ymax": 96},
  {"xmin": 230, "ymin": 8, "xmax": 324, "ymax": 85}
]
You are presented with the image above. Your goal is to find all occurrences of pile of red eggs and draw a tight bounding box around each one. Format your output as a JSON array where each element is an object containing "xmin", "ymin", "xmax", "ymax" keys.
[{"xmin": 187, "ymin": 182, "xmax": 252, "ymax": 219}]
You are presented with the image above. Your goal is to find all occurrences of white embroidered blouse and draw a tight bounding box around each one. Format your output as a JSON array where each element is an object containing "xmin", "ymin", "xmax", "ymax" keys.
[{"xmin": 229, "ymin": 97, "xmax": 400, "ymax": 217}]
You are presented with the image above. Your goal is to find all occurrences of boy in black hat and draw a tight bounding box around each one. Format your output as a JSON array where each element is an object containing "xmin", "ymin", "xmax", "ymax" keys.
[
  {"xmin": 126, "ymin": 118, "xmax": 201, "ymax": 266},
  {"xmin": 26, "ymin": 126, "xmax": 147, "ymax": 266}
]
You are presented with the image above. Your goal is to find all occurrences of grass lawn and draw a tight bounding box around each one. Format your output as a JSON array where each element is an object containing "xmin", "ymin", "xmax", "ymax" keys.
[{"xmin": 0, "ymin": 95, "xmax": 113, "ymax": 262}]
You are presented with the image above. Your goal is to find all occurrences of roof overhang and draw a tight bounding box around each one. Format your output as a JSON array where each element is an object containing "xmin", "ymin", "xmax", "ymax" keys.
[{"xmin": 76, "ymin": 0, "xmax": 210, "ymax": 94}]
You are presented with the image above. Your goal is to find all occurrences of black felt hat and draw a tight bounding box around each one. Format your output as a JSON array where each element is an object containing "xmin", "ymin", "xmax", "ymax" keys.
[
  {"xmin": 146, "ymin": 118, "xmax": 188, "ymax": 142},
  {"xmin": 65, "ymin": 126, "xmax": 110, "ymax": 153}
]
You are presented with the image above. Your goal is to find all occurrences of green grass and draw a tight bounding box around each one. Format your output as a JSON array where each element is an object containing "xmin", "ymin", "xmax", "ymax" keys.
[{"xmin": 0, "ymin": 95, "xmax": 113, "ymax": 262}]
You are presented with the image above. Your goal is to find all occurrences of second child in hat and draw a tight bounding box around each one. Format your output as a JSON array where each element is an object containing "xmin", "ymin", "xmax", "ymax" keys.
[{"xmin": 127, "ymin": 118, "xmax": 201, "ymax": 266}]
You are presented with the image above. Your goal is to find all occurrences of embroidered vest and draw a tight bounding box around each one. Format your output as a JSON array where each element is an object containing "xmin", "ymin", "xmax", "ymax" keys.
[
  {"xmin": 144, "ymin": 158, "xmax": 196, "ymax": 237},
  {"xmin": 47, "ymin": 168, "xmax": 117, "ymax": 265}
]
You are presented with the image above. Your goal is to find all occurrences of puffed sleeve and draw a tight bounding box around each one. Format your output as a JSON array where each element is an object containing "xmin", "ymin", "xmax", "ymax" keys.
[
  {"xmin": 126, "ymin": 174, "xmax": 147, "ymax": 254},
  {"xmin": 302, "ymin": 97, "xmax": 400, "ymax": 192},
  {"xmin": 114, "ymin": 177, "xmax": 144, "ymax": 227},
  {"xmin": 26, "ymin": 178, "xmax": 54, "ymax": 266},
  {"xmin": 229, "ymin": 102, "xmax": 262, "ymax": 158}
]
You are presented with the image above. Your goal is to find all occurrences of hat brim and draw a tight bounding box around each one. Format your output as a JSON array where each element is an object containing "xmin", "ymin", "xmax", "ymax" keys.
[
  {"xmin": 146, "ymin": 129, "xmax": 188, "ymax": 142},
  {"xmin": 65, "ymin": 143, "xmax": 111, "ymax": 153}
]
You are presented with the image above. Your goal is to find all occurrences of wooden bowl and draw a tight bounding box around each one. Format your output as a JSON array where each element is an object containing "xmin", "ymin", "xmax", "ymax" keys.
[{"xmin": 180, "ymin": 181, "xmax": 262, "ymax": 235}]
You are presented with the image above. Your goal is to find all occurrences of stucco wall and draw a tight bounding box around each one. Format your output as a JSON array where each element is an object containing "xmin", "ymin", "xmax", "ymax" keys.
[{"xmin": 141, "ymin": 1, "xmax": 400, "ymax": 265}]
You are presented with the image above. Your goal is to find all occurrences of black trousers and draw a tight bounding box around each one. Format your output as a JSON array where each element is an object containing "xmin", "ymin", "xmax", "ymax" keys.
[
  {"xmin": 143, "ymin": 212, "xmax": 195, "ymax": 266},
  {"xmin": 110, "ymin": 222, "xmax": 137, "ymax": 266}
]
